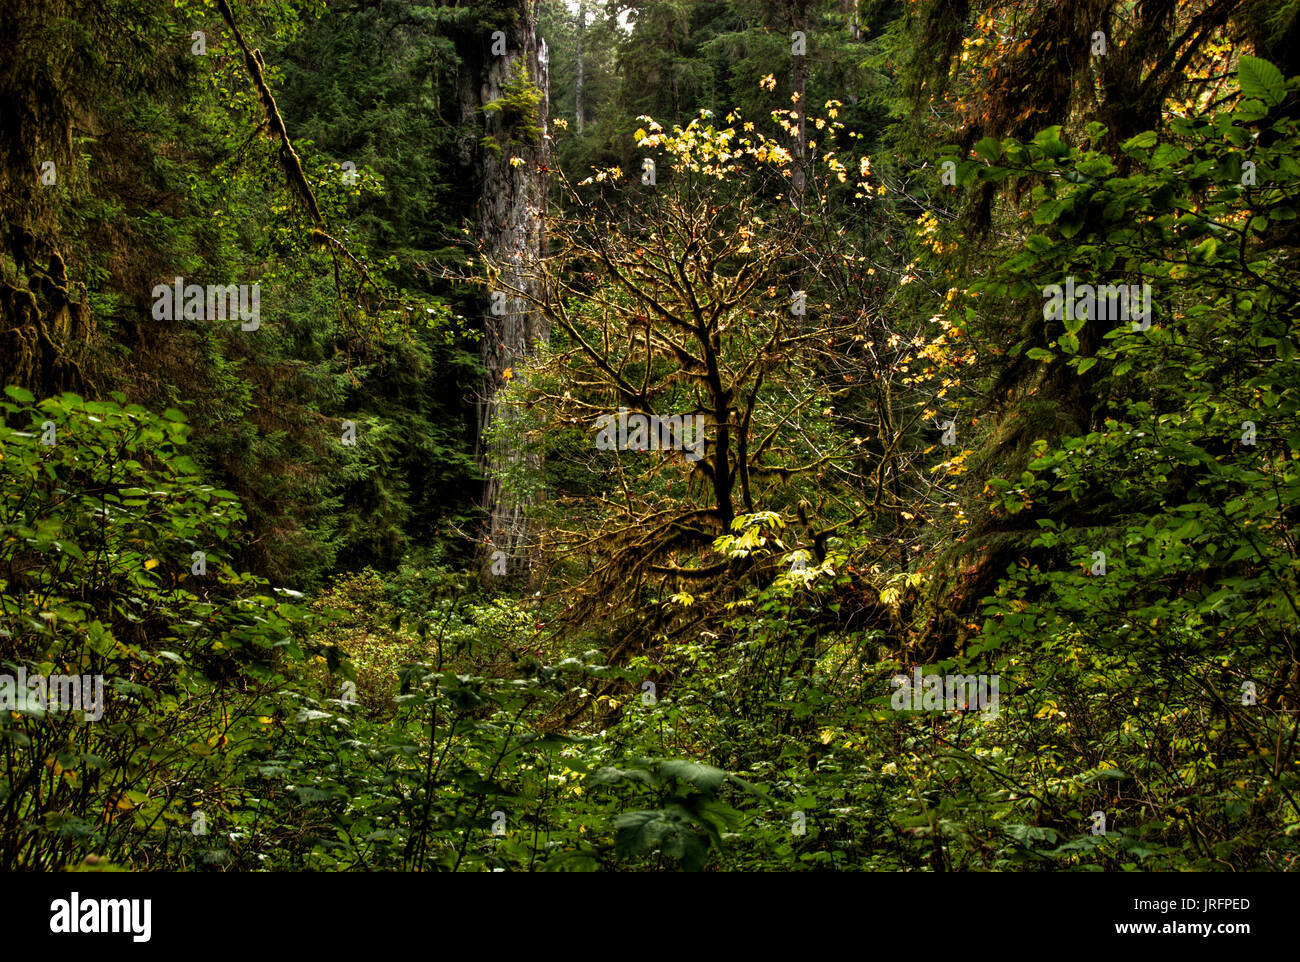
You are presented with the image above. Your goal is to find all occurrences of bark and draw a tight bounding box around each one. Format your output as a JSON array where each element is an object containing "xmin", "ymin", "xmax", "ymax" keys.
[
  {"xmin": 790, "ymin": 0, "xmax": 809, "ymax": 211},
  {"xmin": 0, "ymin": 0, "xmax": 95, "ymax": 396},
  {"xmin": 574, "ymin": 1, "xmax": 585, "ymax": 135},
  {"xmin": 456, "ymin": 2, "xmax": 551, "ymax": 581}
]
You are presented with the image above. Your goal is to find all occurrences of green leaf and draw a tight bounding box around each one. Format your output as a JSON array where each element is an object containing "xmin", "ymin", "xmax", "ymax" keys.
[
  {"xmin": 1238, "ymin": 55, "xmax": 1285, "ymax": 107},
  {"xmin": 1121, "ymin": 131, "xmax": 1158, "ymax": 151},
  {"xmin": 1034, "ymin": 198, "xmax": 1069, "ymax": 225},
  {"xmin": 1084, "ymin": 121, "xmax": 1108, "ymax": 142},
  {"xmin": 658, "ymin": 759, "xmax": 726, "ymax": 791},
  {"xmin": 1057, "ymin": 209, "xmax": 1085, "ymax": 238},
  {"xmin": 293, "ymin": 787, "xmax": 335, "ymax": 803},
  {"xmin": 1150, "ymin": 143, "xmax": 1188, "ymax": 168},
  {"xmin": 1031, "ymin": 125, "xmax": 1064, "ymax": 147},
  {"xmin": 588, "ymin": 765, "xmax": 654, "ymax": 787},
  {"xmin": 613, "ymin": 808, "xmax": 709, "ymax": 871},
  {"xmin": 1006, "ymin": 823, "xmax": 1060, "ymax": 845}
]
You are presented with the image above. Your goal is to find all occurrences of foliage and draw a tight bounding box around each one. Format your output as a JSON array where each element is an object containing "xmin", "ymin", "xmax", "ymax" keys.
[
  {"xmin": 0, "ymin": 390, "xmax": 318, "ymax": 869},
  {"xmin": 3, "ymin": 0, "xmax": 1297, "ymax": 874}
]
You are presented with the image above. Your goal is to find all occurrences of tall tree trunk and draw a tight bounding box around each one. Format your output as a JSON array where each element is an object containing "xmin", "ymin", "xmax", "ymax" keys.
[
  {"xmin": 455, "ymin": 2, "xmax": 551, "ymax": 581},
  {"xmin": 574, "ymin": 0, "xmax": 585, "ymax": 135},
  {"xmin": 790, "ymin": 0, "xmax": 808, "ymax": 211}
]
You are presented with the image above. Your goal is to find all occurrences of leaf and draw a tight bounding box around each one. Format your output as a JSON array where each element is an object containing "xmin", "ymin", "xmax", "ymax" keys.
[
  {"xmin": 658, "ymin": 759, "xmax": 726, "ymax": 791},
  {"xmin": 588, "ymin": 765, "xmax": 654, "ymax": 787},
  {"xmin": 613, "ymin": 809, "xmax": 673, "ymax": 855},
  {"xmin": 723, "ymin": 773, "xmax": 772, "ymax": 801},
  {"xmin": 5, "ymin": 386, "xmax": 35, "ymax": 403},
  {"xmin": 1238, "ymin": 55, "xmax": 1285, "ymax": 107},
  {"xmin": 1121, "ymin": 131, "xmax": 1158, "ymax": 151},
  {"xmin": 1078, "ymin": 767, "xmax": 1131, "ymax": 787},
  {"xmin": 1006, "ymin": 823, "xmax": 1059, "ymax": 845},
  {"xmin": 1076, "ymin": 356, "xmax": 1099, "ymax": 374},
  {"xmin": 1057, "ymin": 209, "xmax": 1084, "ymax": 238},
  {"xmin": 1031, "ymin": 125, "xmax": 1063, "ymax": 147},
  {"xmin": 613, "ymin": 809, "xmax": 710, "ymax": 871},
  {"xmin": 293, "ymin": 787, "xmax": 334, "ymax": 803},
  {"xmin": 1033, "ymin": 198, "xmax": 1069, "ymax": 225},
  {"xmin": 1235, "ymin": 98, "xmax": 1268, "ymax": 122},
  {"xmin": 1150, "ymin": 143, "xmax": 1188, "ymax": 169},
  {"xmin": 117, "ymin": 790, "xmax": 149, "ymax": 811},
  {"xmin": 55, "ymin": 540, "xmax": 85, "ymax": 561}
]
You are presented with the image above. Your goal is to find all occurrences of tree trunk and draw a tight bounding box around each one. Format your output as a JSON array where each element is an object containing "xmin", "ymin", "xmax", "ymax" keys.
[
  {"xmin": 790, "ymin": 0, "xmax": 808, "ymax": 211},
  {"xmin": 574, "ymin": 1, "xmax": 585, "ymax": 135},
  {"xmin": 455, "ymin": 2, "xmax": 551, "ymax": 581}
]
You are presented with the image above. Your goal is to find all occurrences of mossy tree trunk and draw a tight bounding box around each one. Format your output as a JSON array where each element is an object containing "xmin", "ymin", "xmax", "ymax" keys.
[{"xmin": 455, "ymin": 1, "xmax": 551, "ymax": 581}]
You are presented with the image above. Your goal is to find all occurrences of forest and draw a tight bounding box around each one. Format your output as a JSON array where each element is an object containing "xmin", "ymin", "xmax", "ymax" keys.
[{"xmin": 0, "ymin": 0, "xmax": 1297, "ymax": 874}]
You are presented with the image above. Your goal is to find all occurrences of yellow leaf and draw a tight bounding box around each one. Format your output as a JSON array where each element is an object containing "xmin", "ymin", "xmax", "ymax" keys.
[{"xmin": 144, "ymin": 558, "xmax": 159, "ymax": 570}]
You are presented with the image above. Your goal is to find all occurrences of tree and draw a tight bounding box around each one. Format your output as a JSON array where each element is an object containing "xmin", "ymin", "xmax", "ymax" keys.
[
  {"xmin": 900, "ymin": 0, "xmax": 1293, "ymax": 649},
  {"xmin": 449, "ymin": 0, "xmax": 552, "ymax": 581},
  {"xmin": 487, "ymin": 107, "xmax": 937, "ymax": 688},
  {"xmin": 0, "ymin": 0, "xmax": 183, "ymax": 396},
  {"xmin": 575, "ymin": 0, "xmax": 587, "ymax": 135},
  {"xmin": 965, "ymin": 60, "xmax": 1300, "ymax": 864}
]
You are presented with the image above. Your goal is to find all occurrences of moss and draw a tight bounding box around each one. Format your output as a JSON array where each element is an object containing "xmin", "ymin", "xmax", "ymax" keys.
[{"xmin": 481, "ymin": 59, "xmax": 545, "ymax": 151}]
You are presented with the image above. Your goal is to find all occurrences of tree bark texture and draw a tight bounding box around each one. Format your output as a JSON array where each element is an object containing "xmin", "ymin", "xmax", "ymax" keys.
[{"xmin": 455, "ymin": 1, "xmax": 551, "ymax": 581}]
